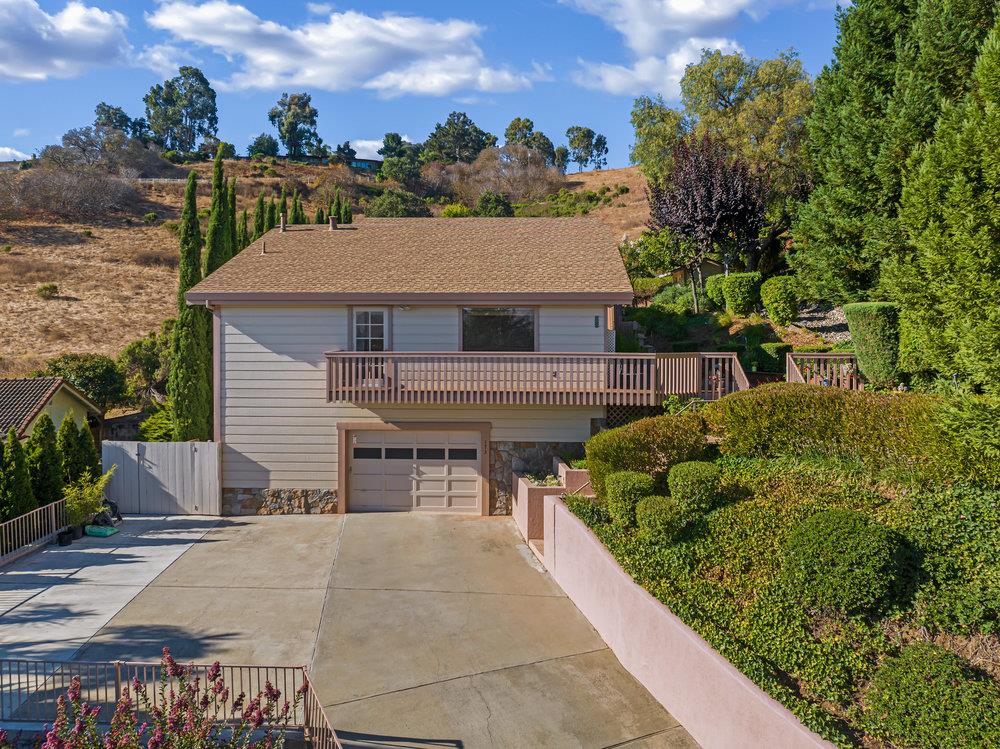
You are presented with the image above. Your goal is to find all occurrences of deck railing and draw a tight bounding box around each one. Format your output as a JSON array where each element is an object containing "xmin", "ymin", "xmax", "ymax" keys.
[
  {"xmin": 0, "ymin": 499, "xmax": 67, "ymax": 568},
  {"xmin": 0, "ymin": 659, "xmax": 342, "ymax": 748},
  {"xmin": 326, "ymin": 351, "xmax": 749, "ymax": 406},
  {"xmin": 786, "ymin": 353, "xmax": 864, "ymax": 390}
]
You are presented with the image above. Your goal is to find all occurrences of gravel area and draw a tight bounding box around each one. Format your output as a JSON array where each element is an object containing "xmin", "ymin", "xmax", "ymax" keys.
[{"xmin": 794, "ymin": 303, "xmax": 851, "ymax": 343}]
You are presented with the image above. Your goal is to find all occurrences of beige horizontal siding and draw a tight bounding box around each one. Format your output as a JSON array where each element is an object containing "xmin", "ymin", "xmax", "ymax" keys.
[{"xmin": 220, "ymin": 304, "xmax": 603, "ymax": 490}]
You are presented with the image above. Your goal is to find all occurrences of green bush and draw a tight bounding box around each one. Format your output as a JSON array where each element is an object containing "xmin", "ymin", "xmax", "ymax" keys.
[
  {"xmin": 722, "ymin": 272, "xmax": 763, "ymax": 316},
  {"xmin": 782, "ymin": 509, "xmax": 905, "ymax": 614},
  {"xmin": 636, "ymin": 495, "xmax": 687, "ymax": 541},
  {"xmin": 704, "ymin": 274, "xmax": 726, "ymax": 307},
  {"xmin": 631, "ymin": 276, "xmax": 673, "ymax": 300},
  {"xmin": 64, "ymin": 467, "xmax": 114, "ymax": 527},
  {"xmin": 363, "ymin": 188, "xmax": 431, "ymax": 217},
  {"xmin": 475, "ymin": 190, "xmax": 514, "ymax": 217},
  {"xmin": 142, "ymin": 211, "xmax": 158, "ymax": 223},
  {"xmin": 792, "ymin": 344, "xmax": 832, "ymax": 353},
  {"xmin": 35, "ymin": 283, "xmax": 58, "ymax": 299},
  {"xmin": 38, "ymin": 353, "xmax": 126, "ymax": 411},
  {"xmin": 615, "ymin": 332, "xmax": 644, "ymax": 353},
  {"xmin": 668, "ymin": 461, "xmax": 721, "ymax": 514},
  {"xmin": 605, "ymin": 471, "xmax": 655, "ymax": 527},
  {"xmin": 585, "ymin": 413, "xmax": 708, "ymax": 498},
  {"xmin": 652, "ymin": 283, "xmax": 693, "ymax": 310},
  {"xmin": 703, "ymin": 383, "xmax": 971, "ymax": 485},
  {"xmin": 625, "ymin": 304, "xmax": 688, "ymax": 342},
  {"xmin": 760, "ymin": 276, "xmax": 798, "ymax": 326},
  {"xmin": 865, "ymin": 643, "xmax": 1000, "ymax": 748},
  {"xmin": 138, "ymin": 401, "xmax": 175, "ymax": 442},
  {"xmin": 842, "ymin": 302, "xmax": 900, "ymax": 387},
  {"xmin": 757, "ymin": 342, "xmax": 792, "ymax": 372},
  {"xmin": 441, "ymin": 203, "xmax": 472, "ymax": 217}
]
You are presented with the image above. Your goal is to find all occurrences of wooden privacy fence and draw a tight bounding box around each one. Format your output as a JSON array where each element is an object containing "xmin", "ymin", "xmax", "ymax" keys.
[
  {"xmin": 786, "ymin": 353, "xmax": 865, "ymax": 390},
  {"xmin": 102, "ymin": 441, "xmax": 221, "ymax": 516},
  {"xmin": 0, "ymin": 659, "xmax": 342, "ymax": 748},
  {"xmin": 0, "ymin": 500, "xmax": 67, "ymax": 568},
  {"xmin": 326, "ymin": 351, "xmax": 750, "ymax": 406}
]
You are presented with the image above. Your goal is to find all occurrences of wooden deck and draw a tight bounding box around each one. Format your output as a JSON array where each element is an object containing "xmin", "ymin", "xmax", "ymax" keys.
[
  {"xmin": 785, "ymin": 352, "xmax": 864, "ymax": 390},
  {"xmin": 326, "ymin": 351, "xmax": 750, "ymax": 406}
]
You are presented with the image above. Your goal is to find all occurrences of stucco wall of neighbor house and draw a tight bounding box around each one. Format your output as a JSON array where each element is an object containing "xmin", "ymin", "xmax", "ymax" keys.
[
  {"xmin": 218, "ymin": 304, "xmax": 605, "ymax": 500},
  {"xmin": 542, "ymin": 496, "xmax": 835, "ymax": 749},
  {"xmin": 27, "ymin": 387, "xmax": 93, "ymax": 436}
]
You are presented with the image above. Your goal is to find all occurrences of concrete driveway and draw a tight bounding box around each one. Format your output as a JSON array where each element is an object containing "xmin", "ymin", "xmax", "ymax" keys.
[{"xmin": 1, "ymin": 514, "xmax": 696, "ymax": 748}]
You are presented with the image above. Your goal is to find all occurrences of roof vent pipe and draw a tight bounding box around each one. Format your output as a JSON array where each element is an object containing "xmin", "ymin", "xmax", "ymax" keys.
[
  {"xmin": 329, "ymin": 216, "xmax": 338, "ymax": 231},
  {"xmin": 279, "ymin": 212, "xmax": 287, "ymax": 232}
]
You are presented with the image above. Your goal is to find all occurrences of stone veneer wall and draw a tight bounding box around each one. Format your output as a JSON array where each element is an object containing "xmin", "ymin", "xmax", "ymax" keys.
[
  {"xmin": 489, "ymin": 441, "xmax": 583, "ymax": 515},
  {"xmin": 223, "ymin": 488, "xmax": 337, "ymax": 516}
]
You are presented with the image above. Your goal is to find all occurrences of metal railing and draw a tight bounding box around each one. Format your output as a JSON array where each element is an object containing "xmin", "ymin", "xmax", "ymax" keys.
[
  {"xmin": 0, "ymin": 659, "xmax": 342, "ymax": 748},
  {"xmin": 0, "ymin": 500, "xmax": 67, "ymax": 568},
  {"xmin": 786, "ymin": 353, "xmax": 864, "ymax": 390},
  {"xmin": 326, "ymin": 351, "xmax": 750, "ymax": 406}
]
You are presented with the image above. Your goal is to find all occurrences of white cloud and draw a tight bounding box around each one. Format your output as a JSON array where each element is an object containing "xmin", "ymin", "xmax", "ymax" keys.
[
  {"xmin": 561, "ymin": 0, "xmax": 782, "ymax": 95},
  {"xmin": 0, "ymin": 146, "xmax": 30, "ymax": 161},
  {"xmin": 351, "ymin": 135, "xmax": 414, "ymax": 160},
  {"xmin": 135, "ymin": 43, "xmax": 195, "ymax": 77},
  {"xmin": 145, "ymin": 2, "xmax": 533, "ymax": 97},
  {"xmin": 12, "ymin": 128, "xmax": 29, "ymax": 137},
  {"xmin": 306, "ymin": 2, "xmax": 331, "ymax": 14},
  {"xmin": 574, "ymin": 37, "xmax": 742, "ymax": 96},
  {"xmin": 0, "ymin": 0, "xmax": 131, "ymax": 81}
]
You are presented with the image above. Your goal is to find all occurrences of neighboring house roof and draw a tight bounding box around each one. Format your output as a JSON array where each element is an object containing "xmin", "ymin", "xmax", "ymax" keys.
[
  {"xmin": 185, "ymin": 217, "xmax": 634, "ymax": 305},
  {"xmin": 0, "ymin": 378, "xmax": 102, "ymax": 439}
]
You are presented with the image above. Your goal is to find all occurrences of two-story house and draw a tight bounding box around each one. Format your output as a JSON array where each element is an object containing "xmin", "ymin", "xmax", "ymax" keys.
[{"xmin": 185, "ymin": 217, "xmax": 742, "ymax": 516}]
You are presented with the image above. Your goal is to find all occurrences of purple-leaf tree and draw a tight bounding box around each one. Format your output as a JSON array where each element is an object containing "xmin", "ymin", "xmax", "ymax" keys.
[{"xmin": 648, "ymin": 133, "xmax": 768, "ymax": 311}]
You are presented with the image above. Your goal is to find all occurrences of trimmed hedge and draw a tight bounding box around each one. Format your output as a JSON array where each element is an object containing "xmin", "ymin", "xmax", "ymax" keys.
[
  {"xmin": 782, "ymin": 509, "xmax": 905, "ymax": 614},
  {"xmin": 636, "ymin": 495, "xmax": 686, "ymax": 541},
  {"xmin": 631, "ymin": 276, "xmax": 674, "ymax": 301},
  {"xmin": 865, "ymin": 643, "xmax": 1000, "ymax": 748},
  {"xmin": 722, "ymin": 272, "xmax": 763, "ymax": 316},
  {"xmin": 585, "ymin": 413, "xmax": 708, "ymax": 498},
  {"xmin": 668, "ymin": 461, "xmax": 721, "ymax": 514},
  {"xmin": 704, "ymin": 274, "xmax": 727, "ymax": 307},
  {"xmin": 605, "ymin": 471, "xmax": 655, "ymax": 527},
  {"xmin": 758, "ymin": 342, "xmax": 792, "ymax": 372},
  {"xmin": 842, "ymin": 302, "xmax": 900, "ymax": 387},
  {"xmin": 760, "ymin": 276, "xmax": 798, "ymax": 326}
]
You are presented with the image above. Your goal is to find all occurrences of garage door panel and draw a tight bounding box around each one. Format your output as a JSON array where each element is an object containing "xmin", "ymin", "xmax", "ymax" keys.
[{"xmin": 348, "ymin": 429, "xmax": 482, "ymax": 514}]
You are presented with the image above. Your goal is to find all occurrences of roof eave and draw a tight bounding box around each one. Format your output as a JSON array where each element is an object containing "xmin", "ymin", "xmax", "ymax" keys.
[{"xmin": 184, "ymin": 290, "xmax": 635, "ymax": 306}]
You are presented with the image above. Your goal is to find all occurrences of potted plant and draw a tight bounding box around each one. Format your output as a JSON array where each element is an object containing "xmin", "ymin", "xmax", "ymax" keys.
[
  {"xmin": 64, "ymin": 468, "xmax": 115, "ymax": 537},
  {"xmin": 57, "ymin": 528, "xmax": 74, "ymax": 546}
]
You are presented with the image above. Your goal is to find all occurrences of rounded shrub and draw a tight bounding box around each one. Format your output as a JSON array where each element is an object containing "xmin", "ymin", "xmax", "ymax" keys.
[
  {"xmin": 668, "ymin": 461, "xmax": 721, "ymax": 514},
  {"xmin": 631, "ymin": 276, "xmax": 673, "ymax": 301},
  {"xmin": 760, "ymin": 276, "xmax": 798, "ymax": 326},
  {"xmin": 722, "ymin": 272, "xmax": 762, "ymax": 316},
  {"xmin": 866, "ymin": 643, "xmax": 1000, "ymax": 748},
  {"xmin": 441, "ymin": 203, "xmax": 472, "ymax": 217},
  {"xmin": 585, "ymin": 413, "xmax": 708, "ymax": 498},
  {"xmin": 704, "ymin": 274, "xmax": 726, "ymax": 308},
  {"xmin": 636, "ymin": 495, "xmax": 687, "ymax": 542},
  {"xmin": 782, "ymin": 509, "xmax": 904, "ymax": 614},
  {"xmin": 605, "ymin": 471, "xmax": 655, "ymax": 527},
  {"xmin": 758, "ymin": 342, "xmax": 792, "ymax": 372},
  {"xmin": 842, "ymin": 302, "xmax": 900, "ymax": 388}
]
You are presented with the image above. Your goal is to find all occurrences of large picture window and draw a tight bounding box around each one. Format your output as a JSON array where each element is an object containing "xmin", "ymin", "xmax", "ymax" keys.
[{"xmin": 462, "ymin": 307, "xmax": 534, "ymax": 351}]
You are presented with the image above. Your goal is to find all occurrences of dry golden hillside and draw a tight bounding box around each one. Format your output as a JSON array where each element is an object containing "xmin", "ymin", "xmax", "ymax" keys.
[{"xmin": 0, "ymin": 161, "xmax": 648, "ymax": 373}]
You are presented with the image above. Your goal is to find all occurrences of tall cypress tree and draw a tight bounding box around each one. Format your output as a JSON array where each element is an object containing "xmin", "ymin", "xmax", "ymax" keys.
[
  {"xmin": 3, "ymin": 428, "xmax": 35, "ymax": 520},
  {"xmin": 340, "ymin": 199, "xmax": 352, "ymax": 225},
  {"xmin": 227, "ymin": 177, "xmax": 238, "ymax": 256},
  {"xmin": 252, "ymin": 192, "xmax": 266, "ymax": 239},
  {"xmin": 315, "ymin": 206, "xmax": 325, "ymax": 224},
  {"xmin": 203, "ymin": 146, "xmax": 230, "ymax": 276},
  {"xmin": 26, "ymin": 413, "xmax": 62, "ymax": 506},
  {"xmin": 332, "ymin": 192, "xmax": 342, "ymax": 224},
  {"xmin": 237, "ymin": 208, "xmax": 249, "ymax": 250},
  {"xmin": 56, "ymin": 412, "xmax": 84, "ymax": 485},
  {"xmin": 77, "ymin": 424, "xmax": 101, "ymax": 479},
  {"xmin": 267, "ymin": 196, "xmax": 277, "ymax": 229},
  {"xmin": 279, "ymin": 187, "xmax": 288, "ymax": 222},
  {"xmin": 177, "ymin": 172, "xmax": 202, "ymax": 310}
]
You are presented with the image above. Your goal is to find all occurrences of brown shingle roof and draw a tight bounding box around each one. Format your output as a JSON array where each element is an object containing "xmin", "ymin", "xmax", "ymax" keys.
[
  {"xmin": 0, "ymin": 378, "xmax": 63, "ymax": 438},
  {"xmin": 186, "ymin": 217, "xmax": 633, "ymax": 303}
]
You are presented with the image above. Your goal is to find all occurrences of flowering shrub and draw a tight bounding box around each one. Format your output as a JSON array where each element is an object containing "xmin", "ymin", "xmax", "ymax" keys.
[{"xmin": 37, "ymin": 649, "xmax": 302, "ymax": 749}]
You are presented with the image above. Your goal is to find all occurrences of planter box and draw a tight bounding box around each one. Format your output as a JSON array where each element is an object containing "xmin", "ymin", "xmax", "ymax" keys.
[
  {"xmin": 541, "ymin": 495, "xmax": 833, "ymax": 749},
  {"xmin": 512, "ymin": 473, "xmax": 565, "ymax": 543},
  {"xmin": 553, "ymin": 458, "xmax": 593, "ymax": 496}
]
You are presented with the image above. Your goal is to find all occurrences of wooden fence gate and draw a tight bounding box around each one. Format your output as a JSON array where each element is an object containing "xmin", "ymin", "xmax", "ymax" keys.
[{"xmin": 101, "ymin": 442, "xmax": 221, "ymax": 515}]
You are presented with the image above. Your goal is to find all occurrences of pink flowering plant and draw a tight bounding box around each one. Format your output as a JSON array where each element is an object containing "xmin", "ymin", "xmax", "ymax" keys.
[{"xmin": 37, "ymin": 648, "xmax": 304, "ymax": 749}]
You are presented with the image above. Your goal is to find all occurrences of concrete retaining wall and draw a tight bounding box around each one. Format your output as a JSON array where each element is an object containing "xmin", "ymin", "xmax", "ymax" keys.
[{"xmin": 541, "ymin": 495, "xmax": 833, "ymax": 749}]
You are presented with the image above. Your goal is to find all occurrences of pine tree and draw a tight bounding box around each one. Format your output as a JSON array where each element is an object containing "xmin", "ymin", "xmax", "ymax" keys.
[
  {"xmin": 57, "ymin": 412, "xmax": 84, "ymax": 485},
  {"xmin": 315, "ymin": 206, "xmax": 325, "ymax": 224},
  {"xmin": 203, "ymin": 146, "xmax": 231, "ymax": 276},
  {"xmin": 266, "ymin": 197, "xmax": 277, "ymax": 230},
  {"xmin": 77, "ymin": 424, "xmax": 101, "ymax": 479},
  {"xmin": 887, "ymin": 17, "xmax": 1000, "ymax": 390},
  {"xmin": 252, "ymin": 192, "xmax": 266, "ymax": 239},
  {"xmin": 176, "ymin": 172, "xmax": 202, "ymax": 311},
  {"xmin": 2, "ymin": 429, "xmax": 35, "ymax": 520},
  {"xmin": 227, "ymin": 177, "xmax": 238, "ymax": 255},
  {"xmin": 25, "ymin": 413, "xmax": 62, "ymax": 506},
  {"xmin": 168, "ymin": 308, "xmax": 212, "ymax": 440},
  {"xmin": 237, "ymin": 208, "xmax": 249, "ymax": 250}
]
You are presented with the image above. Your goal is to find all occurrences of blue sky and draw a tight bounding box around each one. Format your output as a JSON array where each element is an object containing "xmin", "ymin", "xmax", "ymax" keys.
[{"xmin": 0, "ymin": 1, "xmax": 839, "ymax": 167}]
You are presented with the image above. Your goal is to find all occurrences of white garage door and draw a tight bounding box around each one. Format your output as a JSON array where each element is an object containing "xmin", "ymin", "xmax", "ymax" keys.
[{"xmin": 349, "ymin": 430, "xmax": 482, "ymax": 513}]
